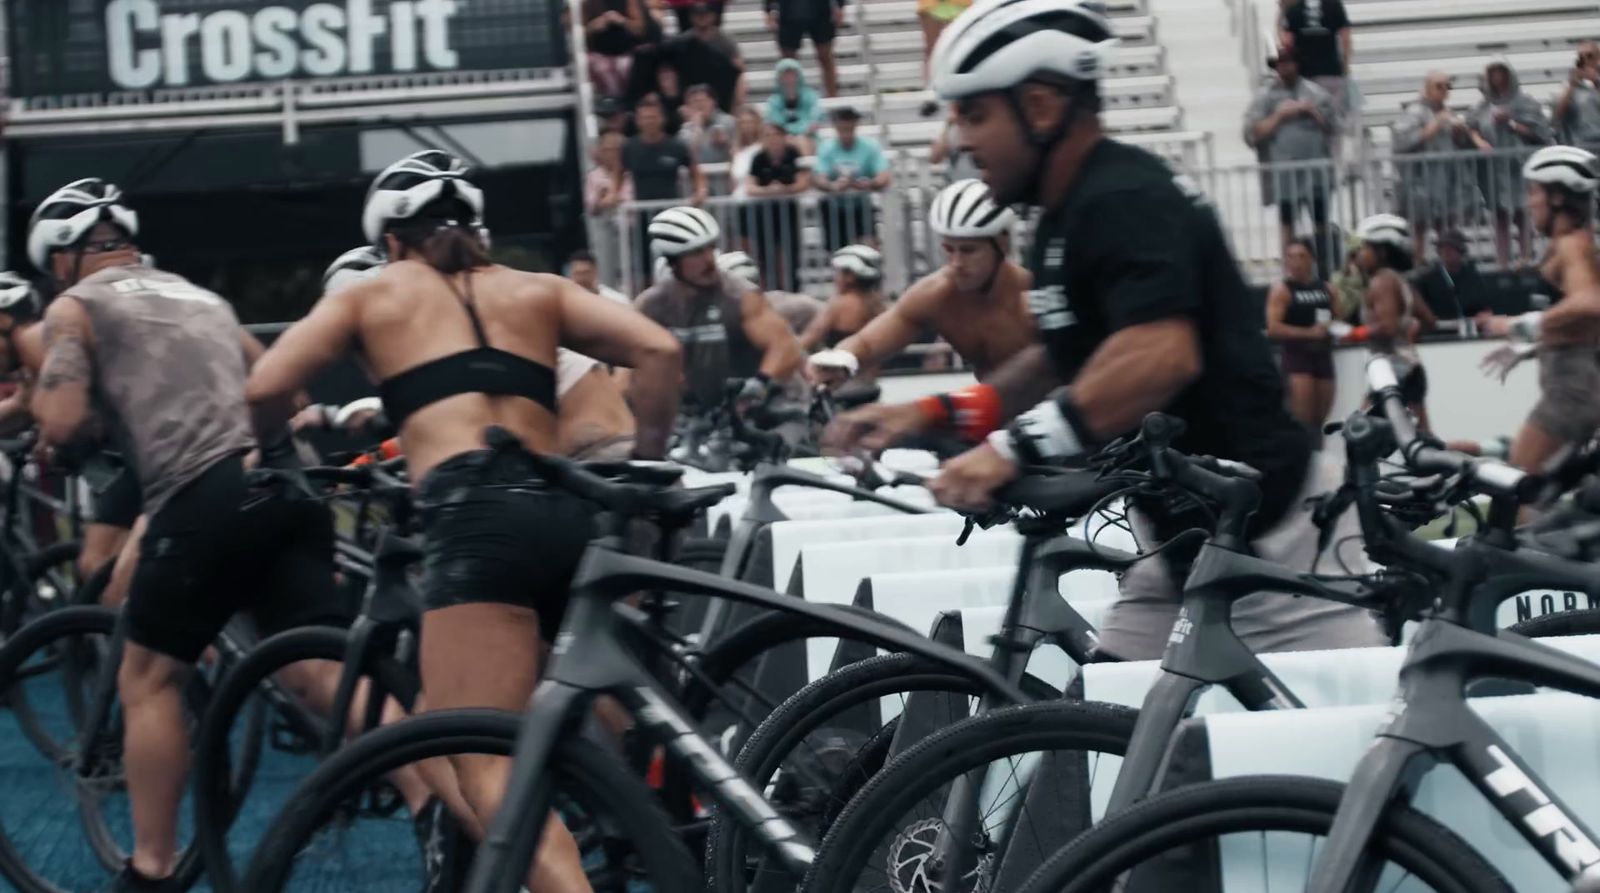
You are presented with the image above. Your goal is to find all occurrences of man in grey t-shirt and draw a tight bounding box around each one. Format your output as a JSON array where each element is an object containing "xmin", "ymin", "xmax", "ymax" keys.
[
  {"xmin": 28, "ymin": 178, "xmax": 344, "ymax": 891},
  {"xmin": 1245, "ymin": 46, "xmax": 1337, "ymax": 266}
]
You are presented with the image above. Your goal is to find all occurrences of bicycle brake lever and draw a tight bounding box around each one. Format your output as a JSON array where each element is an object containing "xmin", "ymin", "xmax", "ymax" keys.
[{"xmin": 957, "ymin": 517, "xmax": 976, "ymax": 546}]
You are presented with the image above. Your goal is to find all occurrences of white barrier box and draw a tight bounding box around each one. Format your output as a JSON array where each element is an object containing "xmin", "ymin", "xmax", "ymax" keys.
[
  {"xmin": 769, "ymin": 514, "xmax": 970, "ymax": 591},
  {"xmin": 1083, "ymin": 635, "xmax": 1600, "ymax": 714},
  {"xmin": 794, "ymin": 531, "xmax": 1021, "ymax": 678},
  {"xmin": 1202, "ymin": 693, "xmax": 1600, "ymax": 891}
]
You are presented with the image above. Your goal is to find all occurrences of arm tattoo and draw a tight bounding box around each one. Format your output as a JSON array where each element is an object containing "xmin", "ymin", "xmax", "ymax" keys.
[{"xmin": 38, "ymin": 318, "xmax": 91, "ymax": 392}]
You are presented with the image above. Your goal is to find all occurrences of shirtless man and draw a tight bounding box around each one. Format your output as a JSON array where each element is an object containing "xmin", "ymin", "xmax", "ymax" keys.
[{"xmin": 813, "ymin": 179, "xmax": 1034, "ymax": 448}]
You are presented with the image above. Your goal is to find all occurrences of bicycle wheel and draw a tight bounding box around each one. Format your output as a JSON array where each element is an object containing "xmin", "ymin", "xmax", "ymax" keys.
[
  {"xmin": 0, "ymin": 605, "xmax": 205, "ymax": 893},
  {"xmin": 194, "ymin": 624, "xmax": 418, "ymax": 893},
  {"xmin": 0, "ymin": 540, "xmax": 82, "ymax": 638},
  {"xmin": 706, "ymin": 652, "xmax": 1060, "ymax": 893},
  {"xmin": 1010, "ymin": 775, "xmax": 1509, "ymax": 893},
  {"xmin": 1509, "ymin": 608, "xmax": 1600, "ymax": 638},
  {"xmin": 3, "ymin": 559, "xmax": 109, "ymax": 760},
  {"xmin": 661, "ymin": 604, "xmax": 922, "ymax": 823},
  {"xmin": 802, "ymin": 701, "xmax": 1138, "ymax": 893},
  {"xmin": 240, "ymin": 708, "xmax": 701, "ymax": 893}
]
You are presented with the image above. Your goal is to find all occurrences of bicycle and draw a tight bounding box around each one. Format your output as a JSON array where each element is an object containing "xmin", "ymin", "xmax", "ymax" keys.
[
  {"xmin": 797, "ymin": 404, "xmax": 1600, "ymax": 893},
  {"xmin": 1007, "ymin": 357, "xmax": 1600, "ymax": 893},
  {"xmin": 704, "ymin": 476, "xmax": 1139, "ymax": 891},
  {"xmin": 238, "ymin": 427, "xmax": 1039, "ymax": 893}
]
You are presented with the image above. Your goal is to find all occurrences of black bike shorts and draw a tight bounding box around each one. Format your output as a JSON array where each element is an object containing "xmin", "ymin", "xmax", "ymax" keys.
[
  {"xmin": 126, "ymin": 453, "xmax": 348, "ymax": 663},
  {"xmin": 778, "ymin": 12, "xmax": 835, "ymax": 50},
  {"xmin": 415, "ymin": 449, "xmax": 597, "ymax": 637},
  {"xmin": 89, "ymin": 466, "xmax": 142, "ymax": 529}
]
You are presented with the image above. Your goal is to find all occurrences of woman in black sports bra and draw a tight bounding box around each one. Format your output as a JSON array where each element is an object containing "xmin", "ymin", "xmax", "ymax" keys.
[
  {"xmin": 1477, "ymin": 146, "xmax": 1600, "ymax": 476},
  {"xmin": 246, "ymin": 150, "xmax": 683, "ymax": 891}
]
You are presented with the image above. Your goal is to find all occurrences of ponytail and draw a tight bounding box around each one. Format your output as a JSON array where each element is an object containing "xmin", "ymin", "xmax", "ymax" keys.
[{"xmin": 387, "ymin": 197, "xmax": 492, "ymax": 274}]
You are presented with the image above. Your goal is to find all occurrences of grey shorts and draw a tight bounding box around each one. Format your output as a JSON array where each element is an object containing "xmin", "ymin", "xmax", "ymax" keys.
[
  {"xmin": 1531, "ymin": 347, "xmax": 1600, "ymax": 444},
  {"xmin": 1094, "ymin": 451, "xmax": 1387, "ymax": 661}
]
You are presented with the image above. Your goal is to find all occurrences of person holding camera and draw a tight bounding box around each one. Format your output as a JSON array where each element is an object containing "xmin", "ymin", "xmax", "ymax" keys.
[{"xmin": 1556, "ymin": 41, "xmax": 1600, "ymax": 149}]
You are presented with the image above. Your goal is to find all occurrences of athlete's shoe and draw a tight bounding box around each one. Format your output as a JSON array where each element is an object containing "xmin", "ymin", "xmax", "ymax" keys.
[
  {"xmin": 414, "ymin": 796, "xmax": 475, "ymax": 893},
  {"xmin": 99, "ymin": 862, "xmax": 181, "ymax": 892}
]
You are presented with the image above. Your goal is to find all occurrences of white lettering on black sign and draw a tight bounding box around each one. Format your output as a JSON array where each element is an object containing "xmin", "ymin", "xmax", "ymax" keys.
[{"xmin": 105, "ymin": 0, "xmax": 462, "ymax": 89}]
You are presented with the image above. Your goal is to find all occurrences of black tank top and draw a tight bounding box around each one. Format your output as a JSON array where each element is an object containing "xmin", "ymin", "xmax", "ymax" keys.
[
  {"xmin": 1282, "ymin": 279, "xmax": 1334, "ymax": 328},
  {"xmin": 378, "ymin": 271, "xmax": 558, "ymax": 428}
]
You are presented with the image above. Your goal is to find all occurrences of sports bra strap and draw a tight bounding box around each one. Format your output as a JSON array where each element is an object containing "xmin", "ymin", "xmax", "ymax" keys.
[{"xmin": 438, "ymin": 269, "xmax": 491, "ymax": 349}]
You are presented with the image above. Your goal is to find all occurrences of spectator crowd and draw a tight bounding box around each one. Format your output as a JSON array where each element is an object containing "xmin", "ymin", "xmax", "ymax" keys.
[{"xmin": 1252, "ymin": 0, "xmax": 1600, "ymax": 276}]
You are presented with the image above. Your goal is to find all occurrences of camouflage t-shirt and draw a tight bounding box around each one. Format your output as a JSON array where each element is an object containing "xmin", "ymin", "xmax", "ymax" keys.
[{"xmin": 65, "ymin": 265, "xmax": 255, "ymax": 515}]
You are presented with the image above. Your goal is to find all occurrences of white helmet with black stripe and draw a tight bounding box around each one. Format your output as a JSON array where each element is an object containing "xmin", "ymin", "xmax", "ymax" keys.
[
  {"xmin": 1523, "ymin": 145, "xmax": 1600, "ymax": 194},
  {"xmin": 27, "ymin": 178, "xmax": 140, "ymax": 272},
  {"xmin": 362, "ymin": 150, "xmax": 485, "ymax": 244},
  {"xmin": 717, "ymin": 250, "xmax": 760, "ymax": 282},
  {"xmin": 1356, "ymin": 214, "xmax": 1412, "ymax": 251},
  {"xmin": 323, "ymin": 246, "xmax": 387, "ymax": 293},
  {"xmin": 930, "ymin": 0, "xmax": 1120, "ymax": 101},
  {"xmin": 830, "ymin": 244, "xmax": 883, "ymax": 282},
  {"xmin": 0, "ymin": 272, "xmax": 37, "ymax": 319},
  {"xmin": 929, "ymin": 179, "xmax": 1016, "ymax": 239},
  {"xmin": 649, "ymin": 207, "xmax": 721, "ymax": 258}
]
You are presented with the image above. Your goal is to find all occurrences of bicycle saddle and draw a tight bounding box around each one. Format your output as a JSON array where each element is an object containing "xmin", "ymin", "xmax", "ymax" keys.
[{"xmin": 582, "ymin": 460, "xmax": 686, "ymax": 488}]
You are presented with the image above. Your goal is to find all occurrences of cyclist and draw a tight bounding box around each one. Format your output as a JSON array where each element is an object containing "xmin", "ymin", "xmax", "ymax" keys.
[
  {"xmin": 1476, "ymin": 145, "xmax": 1600, "ymax": 473},
  {"xmin": 716, "ymin": 248, "xmax": 825, "ymax": 336},
  {"xmin": 636, "ymin": 207, "xmax": 806, "ymax": 431},
  {"xmin": 1350, "ymin": 213, "xmax": 1438, "ymax": 432},
  {"xmin": 0, "ymin": 270, "xmax": 143, "ymax": 590},
  {"xmin": 811, "ymin": 178, "xmax": 1034, "ymax": 423},
  {"xmin": 1264, "ymin": 237, "xmax": 1338, "ymax": 442},
  {"xmin": 850, "ymin": 0, "xmax": 1382, "ymax": 658},
  {"xmin": 246, "ymin": 150, "xmax": 682, "ymax": 893},
  {"xmin": 800, "ymin": 244, "xmax": 886, "ymax": 354},
  {"xmin": 25, "ymin": 178, "xmax": 352, "ymax": 891}
]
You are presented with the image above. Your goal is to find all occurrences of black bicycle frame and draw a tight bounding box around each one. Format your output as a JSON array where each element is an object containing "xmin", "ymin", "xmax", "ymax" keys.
[
  {"xmin": 463, "ymin": 540, "xmax": 1029, "ymax": 893},
  {"xmin": 1307, "ymin": 547, "xmax": 1600, "ymax": 891}
]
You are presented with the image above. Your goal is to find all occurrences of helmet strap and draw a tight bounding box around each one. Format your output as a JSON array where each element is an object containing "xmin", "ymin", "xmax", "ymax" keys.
[{"xmin": 1004, "ymin": 84, "xmax": 1078, "ymax": 213}]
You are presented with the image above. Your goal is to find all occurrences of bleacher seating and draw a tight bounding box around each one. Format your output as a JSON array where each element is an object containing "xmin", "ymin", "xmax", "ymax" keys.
[{"xmin": 1339, "ymin": 0, "xmax": 1600, "ymax": 138}]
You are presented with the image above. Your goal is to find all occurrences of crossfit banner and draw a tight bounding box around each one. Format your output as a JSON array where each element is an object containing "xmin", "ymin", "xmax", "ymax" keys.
[{"xmin": 8, "ymin": 0, "xmax": 566, "ymax": 99}]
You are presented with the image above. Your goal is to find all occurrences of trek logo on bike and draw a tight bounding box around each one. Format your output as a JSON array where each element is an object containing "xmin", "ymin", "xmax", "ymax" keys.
[{"xmin": 1482, "ymin": 743, "xmax": 1600, "ymax": 873}]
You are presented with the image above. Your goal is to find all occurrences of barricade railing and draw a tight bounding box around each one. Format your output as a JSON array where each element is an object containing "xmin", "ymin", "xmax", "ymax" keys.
[{"xmin": 605, "ymin": 144, "xmax": 1549, "ymax": 297}]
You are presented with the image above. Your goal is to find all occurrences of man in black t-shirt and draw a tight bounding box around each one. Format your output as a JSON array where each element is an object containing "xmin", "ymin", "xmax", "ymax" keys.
[
  {"xmin": 831, "ymin": 0, "xmax": 1381, "ymax": 658},
  {"xmin": 623, "ymin": 97, "xmax": 706, "ymax": 283},
  {"xmin": 1280, "ymin": 0, "xmax": 1352, "ymax": 115}
]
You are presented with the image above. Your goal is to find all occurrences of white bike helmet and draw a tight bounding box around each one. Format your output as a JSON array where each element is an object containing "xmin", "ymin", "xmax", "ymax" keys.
[
  {"xmin": 323, "ymin": 246, "xmax": 387, "ymax": 293},
  {"xmin": 717, "ymin": 250, "xmax": 760, "ymax": 282},
  {"xmin": 929, "ymin": 179, "xmax": 1016, "ymax": 240},
  {"xmin": 1355, "ymin": 214, "xmax": 1411, "ymax": 251},
  {"xmin": 649, "ymin": 207, "xmax": 721, "ymax": 258},
  {"xmin": 362, "ymin": 150, "xmax": 485, "ymax": 244},
  {"xmin": 1524, "ymin": 145, "xmax": 1600, "ymax": 194},
  {"xmin": 930, "ymin": 0, "xmax": 1120, "ymax": 101},
  {"xmin": 0, "ymin": 272, "xmax": 37, "ymax": 319},
  {"xmin": 830, "ymin": 244, "xmax": 883, "ymax": 282},
  {"xmin": 27, "ymin": 178, "xmax": 139, "ymax": 271},
  {"xmin": 654, "ymin": 255, "xmax": 674, "ymax": 285}
]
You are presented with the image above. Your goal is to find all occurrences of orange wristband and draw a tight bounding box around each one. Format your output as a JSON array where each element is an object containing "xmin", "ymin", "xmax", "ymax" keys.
[
  {"xmin": 1347, "ymin": 325, "xmax": 1371, "ymax": 343},
  {"xmin": 950, "ymin": 384, "xmax": 1003, "ymax": 442},
  {"xmin": 916, "ymin": 393, "xmax": 953, "ymax": 426}
]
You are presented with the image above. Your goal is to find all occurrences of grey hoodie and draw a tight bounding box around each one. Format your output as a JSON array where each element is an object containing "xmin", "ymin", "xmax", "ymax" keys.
[
  {"xmin": 1393, "ymin": 91, "xmax": 1480, "ymax": 216},
  {"xmin": 1469, "ymin": 60, "xmax": 1551, "ymax": 209}
]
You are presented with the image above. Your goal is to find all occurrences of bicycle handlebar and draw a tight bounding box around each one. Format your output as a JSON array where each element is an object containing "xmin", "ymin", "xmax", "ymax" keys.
[{"xmin": 1366, "ymin": 358, "xmax": 1538, "ymax": 503}]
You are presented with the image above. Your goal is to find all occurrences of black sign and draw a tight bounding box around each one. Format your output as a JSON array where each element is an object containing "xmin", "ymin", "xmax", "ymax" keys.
[{"xmin": 8, "ymin": 0, "xmax": 567, "ymax": 99}]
